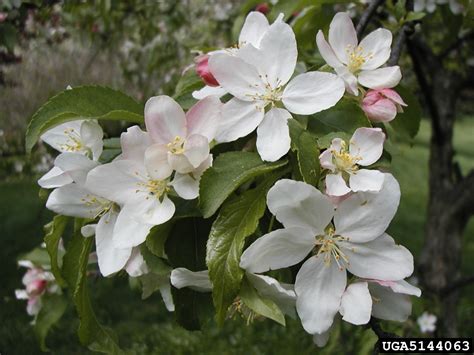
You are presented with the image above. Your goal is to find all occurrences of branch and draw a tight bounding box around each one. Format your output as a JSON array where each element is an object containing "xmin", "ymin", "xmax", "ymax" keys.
[
  {"xmin": 369, "ymin": 318, "xmax": 400, "ymax": 355},
  {"xmin": 387, "ymin": 0, "xmax": 415, "ymax": 65},
  {"xmin": 356, "ymin": 0, "xmax": 385, "ymax": 38},
  {"xmin": 442, "ymin": 274, "xmax": 474, "ymax": 295},
  {"xmin": 451, "ymin": 169, "xmax": 474, "ymax": 216}
]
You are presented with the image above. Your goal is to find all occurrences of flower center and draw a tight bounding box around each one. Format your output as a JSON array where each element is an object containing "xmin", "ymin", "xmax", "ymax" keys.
[
  {"xmin": 138, "ymin": 179, "xmax": 170, "ymax": 199},
  {"xmin": 314, "ymin": 227, "xmax": 350, "ymax": 270},
  {"xmin": 167, "ymin": 136, "xmax": 185, "ymax": 154},
  {"xmin": 246, "ymin": 74, "xmax": 283, "ymax": 109},
  {"xmin": 59, "ymin": 128, "xmax": 85, "ymax": 152},
  {"xmin": 331, "ymin": 141, "xmax": 361, "ymax": 173},
  {"xmin": 81, "ymin": 195, "xmax": 117, "ymax": 219},
  {"xmin": 346, "ymin": 45, "xmax": 373, "ymax": 73}
]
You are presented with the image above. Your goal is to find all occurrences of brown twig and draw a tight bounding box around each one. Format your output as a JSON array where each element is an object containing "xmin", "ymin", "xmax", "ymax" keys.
[
  {"xmin": 356, "ymin": 0, "xmax": 386, "ymax": 38},
  {"xmin": 369, "ymin": 318, "xmax": 400, "ymax": 355},
  {"xmin": 387, "ymin": 0, "xmax": 415, "ymax": 66}
]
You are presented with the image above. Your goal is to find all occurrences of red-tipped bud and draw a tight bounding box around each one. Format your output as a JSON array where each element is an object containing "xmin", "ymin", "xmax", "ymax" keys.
[
  {"xmin": 255, "ymin": 3, "xmax": 270, "ymax": 14},
  {"xmin": 195, "ymin": 55, "xmax": 219, "ymax": 87}
]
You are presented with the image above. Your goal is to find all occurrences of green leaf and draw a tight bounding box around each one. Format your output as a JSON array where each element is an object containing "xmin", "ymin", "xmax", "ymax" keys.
[
  {"xmin": 25, "ymin": 85, "xmax": 144, "ymax": 154},
  {"xmin": 146, "ymin": 223, "xmax": 174, "ymax": 258},
  {"xmin": 307, "ymin": 100, "xmax": 370, "ymax": 136},
  {"xmin": 0, "ymin": 23, "xmax": 19, "ymax": 52},
  {"xmin": 389, "ymin": 86, "xmax": 422, "ymax": 138},
  {"xmin": 316, "ymin": 131, "xmax": 351, "ymax": 149},
  {"xmin": 405, "ymin": 11, "xmax": 426, "ymax": 22},
  {"xmin": 288, "ymin": 120, "xmax": 320, "ymax": 186},
  {"xmin": 19, "ymin": 248, "xmax": 51, "ymax": 267},
  {"xmin": 34, "ymin": 294, "xmax": 68, "ymax": 351},
  {"xmin": 199, "ymin": 151, "xmax": 287, "ymax": 218},
  {"xmin": 240, "ymin": 277, "xmax": 285, "ymax": 326},
  {"xmin": 206, "ymin": 172, "xmax": 282, "ymax": 325},
  {"xmin": 44, "ymin": 215, "xmax": 69, "ymax": 287},
  {"xmin": 139, "ymin": 245, "xmax": 171, "ymax": 299},
  {"xmin": 62, "ymin": 228, "xmax": 123, "ymax": 353},
  {"xmin": 173, "ymin": 69, "xmax": 203, "ymax": 109}
]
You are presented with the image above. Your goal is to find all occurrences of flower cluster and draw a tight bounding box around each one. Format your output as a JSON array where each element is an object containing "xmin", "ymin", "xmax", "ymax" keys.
[{"xmin": 33, "ymin": 10, "xmax": 419, "ymax": 348}]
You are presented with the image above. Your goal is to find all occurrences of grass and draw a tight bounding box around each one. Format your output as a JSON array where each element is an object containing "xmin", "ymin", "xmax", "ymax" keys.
[{"xmin": 0, "ymin": 118, "xmax": 473, "ymax": 354}]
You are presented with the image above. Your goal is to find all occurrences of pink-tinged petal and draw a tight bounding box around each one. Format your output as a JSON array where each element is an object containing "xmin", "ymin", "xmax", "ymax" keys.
[
  {"xmin": 145, "ymin": 96, "xmax": 187, "ymax": 144},
  {"xmin": 295, "ymin": 256, "xmax": 347, "ymax": 334},
  {"xmin": 171, "ymin": 268, "xmax": 212, "ymax": 292},
  {"xmin": 96, "ymin": 211, "xmax": 132, "ymax": 276},
  {"xmin": 316, "ymin": 30, "xmax": 343, "ymax": 69},
  {"xmin": 171, "ymin": 173, "xmax": 199, "ymax": 200},
  {"xmin": 120, "ymin": 125, "xmax": 153, "ymax": 162},
  {"xmin": 319, "ymin": 149, "xmax": 336, "ymax": 172},
  {"xmin": 335, "ymin": 173, "xmax": 400, "ymax": 243},
  {"xmin": 256, "ymin": 108, "xmax": 291, "ymax": 162},
  {"xmin": 362, "ymin": 97, "xmax": 398, "ymax": 123},
  {"xmin": 144, "ymin": 144, "xmax": 173, "ymax": 180},
  {"xmin": 358, "ymin": 66, "xmax": 402, "ymax": 89},
  {"xmin": 380, "ymin": 88, "xmax": 407, "ymax": 106},
  {"xmin": 215, "ymin": 98, "xmax": 264, "ymax": 143},
  {"xmin": 335, "ymin": 66, "xmax": 359, "ymax": 95},
  {"xmin": 349, "ymin": 169, "xmax": 385, "ymax": 193},
  {"xmin": 359, "ymin": 28, "xmax": 392, "ymax": 70},
  {"xmin": 124, "ymin": 247, "xmax": 149, "ymax": 277},
  {"xmin": 183, "ymin": 134, "xmax": 210, "ymax": 169},
  {"xmin": 195, "ymin": 55, "xmax": 219, "ymax": 87},
  {"xmin": 369, "ymin": 282, "xmax": 412, "ymax": 321},
  {"xmin": 282, "ymin": 72, "xmax": 345, "ymax": 115},
  {"xmin": 349, "ymin": 127, "xmax": 385, "ymax": 166},
  {"xmin": 328, "ymin": 12, "xmax": 358, "ymax": 65},
  {"xmin": 209, "ymin": 54, "xmax": 265, "ymax": 101},
  {"xmin": 239, "ymin": 11, "xmax": 270, "ymax": 47},
  {"xmin": 239, "ymin": 227, "xmax": 315, "ymax": 273},
  {"xmin": 168, "ymin": 152, "xmax": 194, "ymax": 173},
  {"xmin": 186, "ymin": 95, "xmax": 222, "ymax": 141},
  {"xmin": 341, "ymin": 233, "xmax": 414, "ymax": 281},
  {"xmin": 339, "ymin": 282, "xmax": 372, "ymax": 325},
  {"xmin": 266, "ymin": 179, "xmax": 335, "ymax": 235},
  {"xmin": 38, "ymin": 166, "xmax": 73, "ymax": 188},
  {"xmin": 257, "ymin": 21, "xmax": 298, "ymax": 87},
  {"xmin": 325, "ymin": 173, "xmax": 351, "ymax": 197},
  {"xmin": 192, "ymin": 85, "xmax": 227, "ymax": 100}
]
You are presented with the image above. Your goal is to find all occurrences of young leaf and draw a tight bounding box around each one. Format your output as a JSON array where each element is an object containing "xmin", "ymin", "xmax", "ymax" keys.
[
  {"xmin": 34, "ymin": 294, "xmax": 68, "ymax": 351},
  {"xmin": 240, "ymin": 277, "xmax": 285, "ymax": 326},
  {"xmin": 199, "ymin": 151, "xmax": 287, "ymax": 218},
  {"xmin": 44, "ymin": 215, "xmax": 69, "ymax": 287},
  {"xmin": 25, "ymin": 85, "xmax": 144, "ymax": 154},
  {"xmin": 206, "ymin": 172, "xmax": 282, "ymax": 325}
]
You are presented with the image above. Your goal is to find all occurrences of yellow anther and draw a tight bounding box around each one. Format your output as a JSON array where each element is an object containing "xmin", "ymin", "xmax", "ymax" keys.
[{"xmin": 167, "ymin": 136, "xmax": 185, "ymax": 154}]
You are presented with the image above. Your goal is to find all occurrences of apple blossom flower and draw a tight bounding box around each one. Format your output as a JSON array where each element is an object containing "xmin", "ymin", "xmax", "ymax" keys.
[
  {"xmin": 144, "ymin": 95, "xmax": 221, "ymax": 199},
  {"xmin": 362, "ymin": 88, "xmax": 407, "ymax": 123},
  {"xmin": 0, "ymin": 12, "xmax": 8, "ymax": 23},
  {"xmin": 239, "ymin": 176, "xmax": 414, "ymax": 335},
  {"xmin": 319, "ymin": 127, "xmax": 386, "ymax": 196},
  {"xmin": 316, "ymin": 12, "xmax": 402, "ymax": 96},
  {"xmin": 171, "ymin": 268, "xmax": 296, "ymax": 317},
  {"xmin": 414, "ymin": 0, "xmax": 463, "ymax": 14},
  {"xmin": 209, "ymin": 20, "xmax": 345, "ymax": 162},
  {"xmin": 417, "ymin": 312, "xmax": 437, "ymax": 333}
]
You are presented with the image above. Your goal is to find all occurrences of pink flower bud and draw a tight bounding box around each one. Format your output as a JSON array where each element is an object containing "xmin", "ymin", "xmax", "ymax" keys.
[
  {"xmin": 255, "ymin": 3, "xmax": 270, "ymax": 14},
  {"xmin": 195, "ymin": 55, "xmax": 219, "ymax": 87},
  {"xmin": 26, "ymin": 279, "xmax": 47, "ymax": 296},
  {"xmin": 362, "ymin": 88, "xmax": 407, "ymax": 123},
  {"xmin": 0, "ymin": 12, "xmax": 7, "ymax": 23}
]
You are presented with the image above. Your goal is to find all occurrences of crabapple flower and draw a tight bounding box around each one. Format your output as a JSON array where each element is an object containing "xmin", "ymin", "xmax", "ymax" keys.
[
  {"xmin": 144, "ymin": 95, "xmax": 221, "ymax": 199},
  {"xmin": 171, "ymin": 268, "xmax": 296, "ymax": 317},
  {"xmin": 320, "ymin": 127, "xmax": 386, "ymax": 196},
  {"xmin": 15, "ymin": 261, "xmax": 60, "ymax": 316},
  {"xmin": 209, "ymin": 20, "xmax": 345, "ymax": 161},
  {"xmin": 362, "ymin": 88, "xmax": 407, "ymax": 123},
  {"xmin": 414, "ymin": 0, "xmax": 463, "ymax": 14},
  {"xmin": 240, "ymin": 176, "xmax": 414, "ymax": 335},
  {"xmin": 316, "ymin": 12, "xmax": 402, "ymax": 96},
  {"xmin": 193, "ymin": 11, "xmax": 282, "ymax": 99},
  {"xmin": 417, "ymin": 312, "xmax": 437, "ymax": 333}
]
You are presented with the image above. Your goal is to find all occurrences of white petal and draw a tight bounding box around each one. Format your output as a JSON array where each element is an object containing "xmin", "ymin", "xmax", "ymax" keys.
[
  {"xmin": 113, "ymin": 207, "xmax": 154, "ymax": 249},
  {"xmin": 341, "ymin": 233, "xmax": 414, "ymax": 281},
  {"xmin": 358, "ymin": 66, "xmax": 402, "ymax": 89},
  {"xmin": 38, "ymin": 166, "xmax": 72, "ymax": 188},
  {"xmin": 282, "ymin": 72, "xmax": 345, "ymax": 115},
  {"xmin": 257, "ymin": 21, "xmax": 297, "ymax": 87},
  {"xmin": 54, "ymin": 152, "xmax": 99, "ymax": 186},
  {"xmin": 170, "ymin": 268, "xmax": 212, "ymax": 292},
  {"xmin": 215, "ymin": 98, "xmax": 264, "ymax": 143},
  {"xmin": 349, "ymin": 169, "xmax": 385, "ymax": 193},
  {"xmin": 171, "ymin": 173, "xmax": 199, "ymax": 200},
  {"xmin": 192, "ymin": 85, "xmax": 227, "ymax": 100},
  {"xmin": 239, "ymin": 11, "xmax": 269, "ymax": 47},
  {"xmin": 46, "ymin": 184, "xmax": 104, "ymax": 218},
  {"xmin": 159, "ymin": 283, "xmax": 175, "ymax": 312},
  {"xmin": 370, "ymin": 279, "xmax": 421, "ymax": 297},
  {"xmin": 256, "ymin": 108, "xmax": 291, "ymax": 162},
  {"xmin": 335, "ymin": 66, "xmax": 359, "ymax": 95},
  {"xmin": 167, "ymin": 151, "xmax": 195, "ymax": 174},
  {"xmin": 127, "ymin": 194, "xmax": 175, "ymax": 226},
  {"xmin": 239, "ymin": 227, "xmax": 315, "ymax": 273},
  {"xmin": 295, "ymin": 256, "xmax": 347, "ymax": 334},
  {"xmin": 186, "ymin": 95, "xmax": 222, "ymax": 141},
  {"xmin": 80, "ymin": 120, "xmax": 104, "ymax": 160},
  {"xmin": 319, "ymin": 149, "xmax": 336, "ymax": 172},
  {"xmin": 359, "ymin": 28, "xmax": 392, "ymax": 70},
  {"xmin": 145, "ymin": 95, "xmax": 187, "ymax": 144},
  {"xmin": 96, "ymin": 211, "xmax": 132, "ymax": 276},
  {"xmin": 40, "ymin": 120, "xmax": 84, "ymax": 152},
  {"xmin": 209, "ymin": 54, "xmax": 265, "ymax": 101},
  {"xmin": 120, "ymin": 125, "xmax": 153, "ymax": 163},
  {"xmin": 339, "ymin": 282, "xmax": 372, "ymax": 325},
  {"xmin": 81, "ymin": 223, "xmax": 97, "ymax": 238},
  {"xmin": 325, "ymin": 173, "xmax": 351, "ymax": 197},
  {"xmin": 313, "ymin": 329, "xmax": 332, "ymax": 347},
  {"xmin": 349, "ymin": 127, "xmax": 385, "ymax": 166},
  {"xmin": 267, "ymin": 179, "xmax": 335, "ymax": 234},
  {"xmin": 144, "ymin": 144, "xmax": 173, "ymax": 180},
  {"xmin": 369, "ymin": 282, "xmax": 412, "ymax": 321},
  {"xmin": 125, "ymin": 247, "xmax": 149, "ymax": 277},
  {"xmin": 328, "ymin": 12, "xmax": 358, "ymax": 65},
  {"xmin": 334, "ymin": 173, "xmax": 400, "ymax": 243},
  {"xmin": 183, "ymin": 134, "xmax": 210, "ymax": 169},
  {"xmin": 15, "ymin": 289, "xmax": 29, "ymax": 300},
  {"xmin": 316, "ymin": 30, "xmax": 343, "ymax": 69}
]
